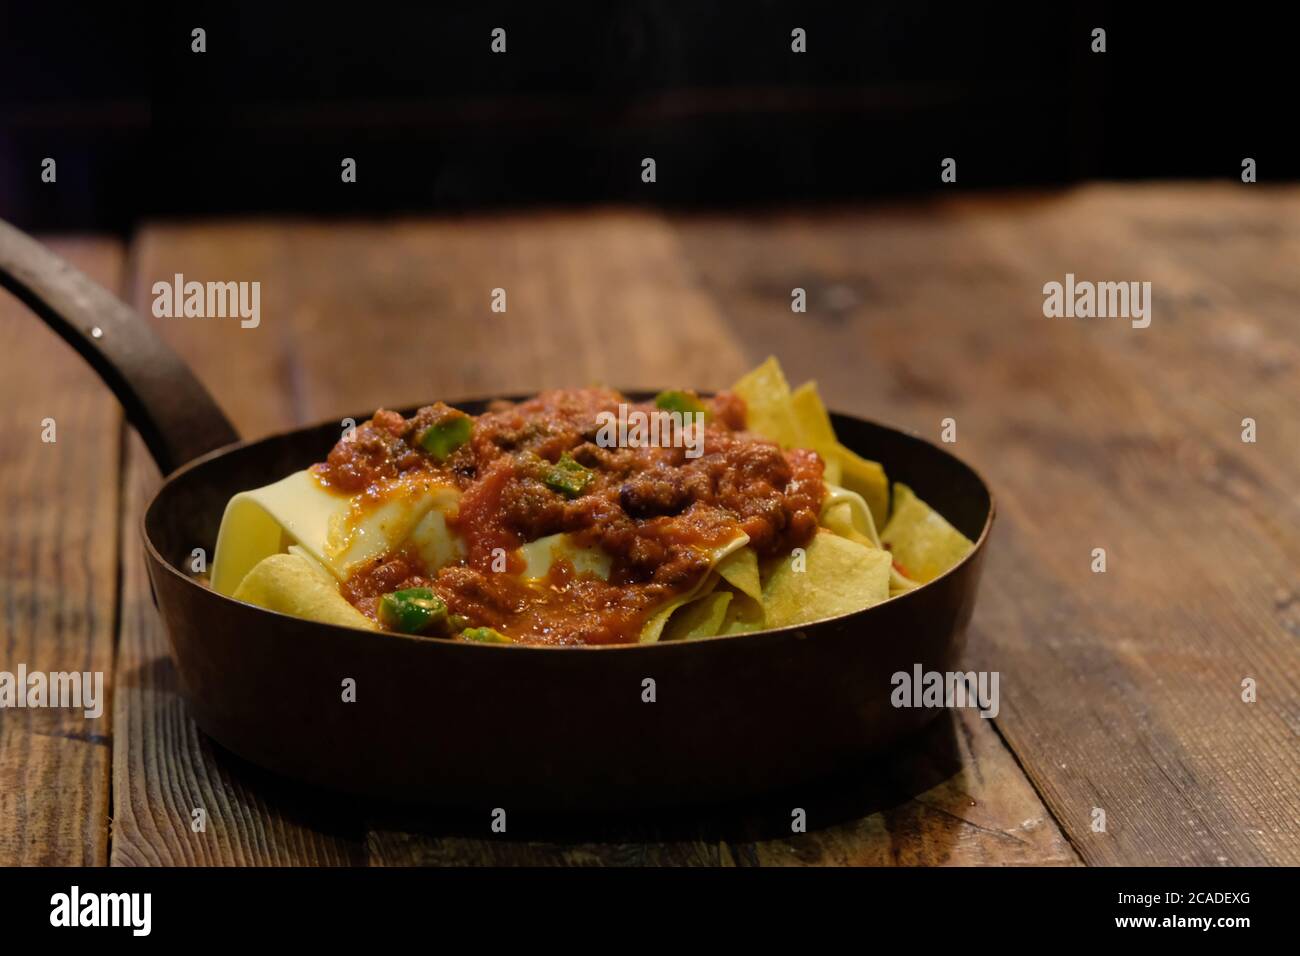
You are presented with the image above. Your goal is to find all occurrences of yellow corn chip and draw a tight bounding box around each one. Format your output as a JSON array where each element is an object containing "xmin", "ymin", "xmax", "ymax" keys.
[
  {"xmin": 714, "ymin": 546, "xmax": 764, "ymax": 630},
  {"xmin": 889, "ymin": 566, "xmax": 921, "ymax": 596},
  {"xmin": 719, "ymin": 585, "xmax": 766, "ymax": 634},
  {"xmin": 640, "ymin": 574, "xmax": 718, "ymax": 643},
  {"xmin": 790, "ymin": 380, "xmax": 843, "ymax": 484},
  {"xmin": 731, "ymin": 356, "xmax": 804, "ymax": 449},
  {"xmin": 760, "ymin": 530, "xmax": 891, "ymax": 628},
  {"xmin": 715, "ymin": 546, "xmax": 762, "ymax": 602},
  {"xmin": 822, "ymin": 483, "xmax": 880, "ymax": 547},
  {"xmin": 662, "ymin": 590, "xmax": 734, "ymax": 641},
  {"xmin": 879, "ymin": 483, "xmax": 975, "ymax": 583},
  {"xmin": 835, "ymin": 442, "xmax": 889, "ymax": 531},
  {"xmin": 233, "ymin": 552, "xmax": 377, "ymax": 631},
  {"xmin": 821, "ymin": 501, "xmax": 875, "ymax": 548},
  {"xmin": 639, "ymin": 535, "xmax": 749, "ymax": 643}
]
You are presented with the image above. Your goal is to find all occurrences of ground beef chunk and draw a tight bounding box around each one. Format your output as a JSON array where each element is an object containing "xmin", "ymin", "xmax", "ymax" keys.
[
  {"xmin": 499, "ymin": 476, "xmax": 568, "ymax": 541},
  {"xmin": 619, "ymin": 465, "xmax": 690, "ymax": 518}
]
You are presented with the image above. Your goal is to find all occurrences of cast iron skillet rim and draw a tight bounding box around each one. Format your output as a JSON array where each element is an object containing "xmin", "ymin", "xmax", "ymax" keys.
[{"xmin": 142, "ymin": 404, "xmax": 995, "ymax": 652}]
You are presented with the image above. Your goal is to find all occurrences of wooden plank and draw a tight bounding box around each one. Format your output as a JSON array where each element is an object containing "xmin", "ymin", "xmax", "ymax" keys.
[
  {"xmin": 367, "ymin": 815, "xmax": 732, "ymax": 867},
  {"xmin": 366, "ymin": 708, "xmax": 1080, "ymax": 867},
  {"xmin": 114, "ymin": 211, "xmax": 1069, "ymax": 865},
  {"xmin": 0, "ymin": 238, "xmax": 122, "ymax": 866},
  {"xmin": 671, "ymin": 184, "xmax": 1300, "ymax": 864},
  {"xmin": 124, "ymin": 213, "xmax": 751, "ymax": 431},
  {"xmin": 729, "ymin": 709, "xmax": 1079, "ymax": 866},
  {"xmin": 110, "ymin": 434, "xmax": 367, "ymax": 865}
]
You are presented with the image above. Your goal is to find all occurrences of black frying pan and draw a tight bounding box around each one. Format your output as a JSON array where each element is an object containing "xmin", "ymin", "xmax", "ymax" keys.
[{"xmin": 0, "ymin": 219, "xmax": 994, "ymax": 810}]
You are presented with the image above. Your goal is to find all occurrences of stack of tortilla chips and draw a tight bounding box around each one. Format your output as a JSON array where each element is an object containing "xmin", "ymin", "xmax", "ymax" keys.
[{"xmin": 664, "ymin": 357, "xmax": 975, "ymax": 639}]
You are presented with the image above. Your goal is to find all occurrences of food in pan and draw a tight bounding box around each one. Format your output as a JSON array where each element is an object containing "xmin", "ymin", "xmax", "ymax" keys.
[{"xmin": 209, "ymin": 357, "xmax": 974, "ymax": 645}]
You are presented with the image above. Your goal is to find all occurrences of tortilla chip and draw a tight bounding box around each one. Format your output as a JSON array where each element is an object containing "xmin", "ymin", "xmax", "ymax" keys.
[
  {"xmin": 820, "ymin": 456, "xmax": 842, "ymax": 485},
  {"xmin": 715, "ymin": 546, "xmax": 761, "ymax": 602},
  {"xmin": 835, "ymin": 442, "xmax": 889, "ymax": 531},
  {"xmin": 822, "ymin": 501, "xmax": 875, "ymax": 548},
  {"xmin": 889, "ymin": 566, "xmax": 921, "ymax": 596},
  {"xmin": 822, "ymin": 483, "xmax": 880, "ymax": 547},
  {"xmin": 760, "ymin": 530, "xmax": 891, "ymax": 628},
  {"xmin": 233, "ymin": 552, "xmax": 377, "ymax": 631},
  {"xmin": 719, "ymin": 585, "xmax": 766, "ymax": 634},
  {"xmin": 286, "ymin": 543, "xmax": 332, "ymax": 580},
  {"xmin": 639, "ymin": 599, "xmax": 687, "ymax": 644},
  {"xmin": 640, "ymin": 574, "xmax": 719, "ymax": 643},
  {"xmin": 790, "ymin": 381, "xmax": 843, "ymax": 485},
  {"xmin": 732, "ymin": 356, "xmax": 804, "ymax": 449},
  {"xmin": 879, "ymin": 483, "xmax": 975, "ymax": 584},
  {"xmin": 662, "ymin": 590, "xmax": 733, "ymax": 641},
  {"xmin": 638, "ymin": 534, "xmax": 749, "ymax": 643},
  {"xmin": 713, "ymin": 546, "xmax": 765, "ymax": 630},
  {"xmin": 790, "ymin": 381, "xmax": 837, "ymax": 447}
]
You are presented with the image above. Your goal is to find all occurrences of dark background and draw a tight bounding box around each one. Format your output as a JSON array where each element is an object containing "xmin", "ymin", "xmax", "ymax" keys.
[{"xmin": 0, "ymin": 1, "xmax": 1293, "ymax": 231}]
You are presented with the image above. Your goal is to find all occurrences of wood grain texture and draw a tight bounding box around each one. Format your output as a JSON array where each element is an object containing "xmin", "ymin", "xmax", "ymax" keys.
[
  {"xmin": 0, "ymin": 238, "xmax": 122, "ymax": 866},
  {"xmin": 672, "ymin": 183, "xmax": 1300, "ymax": 865},
  {"xmin": 110, "ymin": 210, "xmax": 1071, "ymax": 865},
  {"xmin": 110, "ymin": 434, "xmax": 366, "ymax": 866},
  {"xmin": 125, "ymin": 213, "xmax": 750, "ymax": 432},
  {"xmin": 19, "ymin": 191, "xmax": 1290, "ymax": 866},
  {"xmin": 364, "ymin": 711, "xmax": 1078, "ymax": 867},
  {"xmin": 728, "ymin": 710, "xmax": 1079, "ymax": 867}
]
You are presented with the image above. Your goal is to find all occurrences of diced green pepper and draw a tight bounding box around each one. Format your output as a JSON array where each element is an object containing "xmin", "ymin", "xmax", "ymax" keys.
[
  {"xmin": 418, "ymin": 414, "xmax": 473, "ymax": 460},
  {"xmin": 461, "ymin": 626, "xmax": 512, "ymax": 644},
  {"xmin": 543, "ymin": 452, "xmax": 594, "ymax": 498},
  {"xmin": 379, "ymin": 587, "xmax": 448, "ymax": 634},
  {"xmin": 654, "ymin": 389, "xmax": 708, "ymax": 418}
]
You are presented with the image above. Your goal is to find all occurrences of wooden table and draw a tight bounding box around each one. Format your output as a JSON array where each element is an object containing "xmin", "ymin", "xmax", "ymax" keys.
[{"xmin": 2, "ymin": 184, "xmax": 1297, "ymax": 866}]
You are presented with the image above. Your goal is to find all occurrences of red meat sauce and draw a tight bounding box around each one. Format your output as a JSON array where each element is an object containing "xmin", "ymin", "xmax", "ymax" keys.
[{"xmin": 314, "ymin": 388, "xmax": 825, "ymax": 645}]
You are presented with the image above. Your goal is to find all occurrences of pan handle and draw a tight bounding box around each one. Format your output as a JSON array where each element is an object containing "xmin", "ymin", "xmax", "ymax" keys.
[{"xmin": 0, "ymin": 218, "xmax": 240, "ymax": 474}]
